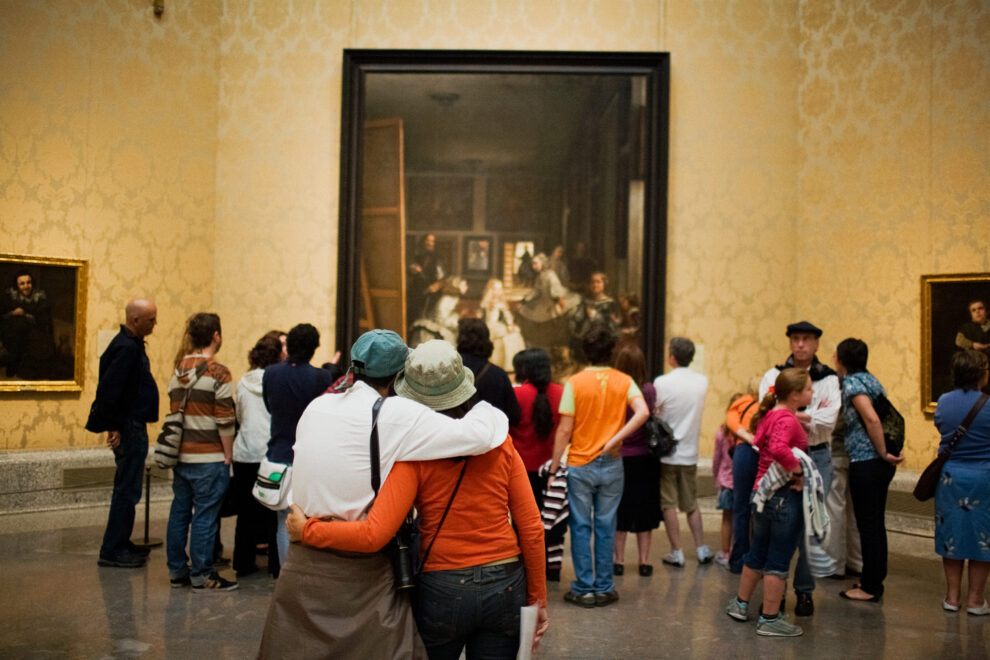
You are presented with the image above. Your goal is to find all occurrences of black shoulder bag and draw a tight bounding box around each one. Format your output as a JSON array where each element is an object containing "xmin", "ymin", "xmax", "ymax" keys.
[
  {"xmin": 646, "ymin": 415, "xmax": 677, "ymax": 459},
  {"xmin": 370, "ymin": 397, "xmax": 468, "ymax": 591},
  {"xmin": 913, "ymin": 393, "xmax": 988, "ymax": 502}
]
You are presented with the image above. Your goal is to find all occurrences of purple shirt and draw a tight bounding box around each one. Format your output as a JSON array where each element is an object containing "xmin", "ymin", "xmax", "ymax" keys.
[{"xmin": 620, "ymin": 382, "xmax": 656, "ymax": 457}]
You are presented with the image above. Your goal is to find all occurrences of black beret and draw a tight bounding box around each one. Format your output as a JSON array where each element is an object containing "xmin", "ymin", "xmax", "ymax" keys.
[{"xmin": 786, "ymin": 321, "xmax": 823, "ymax": 338}]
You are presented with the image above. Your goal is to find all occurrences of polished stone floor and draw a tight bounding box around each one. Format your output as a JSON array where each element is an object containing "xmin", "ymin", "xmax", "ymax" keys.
[{"xmin": 0, "ymin": 504, "xmax": 986, "ymax": 659}]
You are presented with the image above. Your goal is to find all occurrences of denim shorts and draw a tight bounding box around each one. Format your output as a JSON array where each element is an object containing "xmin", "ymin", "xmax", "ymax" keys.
[
  {"xmin": 716, "ymin": 487, "xmax": 733, "ymax": 511},
  {"xmin": 743, "ymin": 487, "xmax": 803, "ymax": 579}
]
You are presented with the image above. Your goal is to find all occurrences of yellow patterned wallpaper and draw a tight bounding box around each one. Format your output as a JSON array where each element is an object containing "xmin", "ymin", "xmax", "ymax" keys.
[
  {"xmin": 0, "ymin": 0, "xmax": 220, "ymax": 450},
  {"xmin": 796, "ymin": 0, "xmax": 990, "ymax": 467},
  {"xmin": 2, "ymin": 1, "xmax": 987, "ymax": 471}
]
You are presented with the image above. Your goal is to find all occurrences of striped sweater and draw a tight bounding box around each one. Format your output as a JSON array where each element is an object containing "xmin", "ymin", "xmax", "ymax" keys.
[{"xmin": 168, "ymin": 355, "xmax": 236, "ymax": 463}]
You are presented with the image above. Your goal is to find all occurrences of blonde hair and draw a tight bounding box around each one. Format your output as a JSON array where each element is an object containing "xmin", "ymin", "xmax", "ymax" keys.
[{"xmin": 480, "ymin": 278, "xmax": 503, "ymax": 310}]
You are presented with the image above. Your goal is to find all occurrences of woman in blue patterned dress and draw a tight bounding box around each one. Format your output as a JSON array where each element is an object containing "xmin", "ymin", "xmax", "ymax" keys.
[
  {"xmin": 833, "ymin": 338, "xmax": 903, "ymax": 603},
  {"xmin": 933, "ymin": 349, "xmax": 990, "ymax": 615}
]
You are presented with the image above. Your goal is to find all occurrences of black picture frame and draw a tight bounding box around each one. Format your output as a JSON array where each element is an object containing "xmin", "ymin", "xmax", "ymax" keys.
[{"xmin": 336, "ymin": 49, "xmax": 669, "ymax": 375}]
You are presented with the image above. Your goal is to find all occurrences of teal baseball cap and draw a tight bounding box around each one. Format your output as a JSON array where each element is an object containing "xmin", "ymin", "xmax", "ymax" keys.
[{"xmin": 350, "ymin": 329, "xmax": 409, "ymax": 378}]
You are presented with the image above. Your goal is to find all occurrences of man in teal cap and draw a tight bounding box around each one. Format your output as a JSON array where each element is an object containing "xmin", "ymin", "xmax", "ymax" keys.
[{"xmin": 258, "ymin": 329, "xmax": 510, "ymax": 658}]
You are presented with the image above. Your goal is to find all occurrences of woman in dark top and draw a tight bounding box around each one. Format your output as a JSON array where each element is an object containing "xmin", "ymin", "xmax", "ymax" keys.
[
  {"xmin": 612, "ymin": 341, "xmax": 660, "ymax": 577},
  {"xmin": 457, "ymin": 318, "xmax": 521, "ymax": 427},
  {"xmin": 933, "ymin": 349, "xmax": 990, "ymax": 615}
]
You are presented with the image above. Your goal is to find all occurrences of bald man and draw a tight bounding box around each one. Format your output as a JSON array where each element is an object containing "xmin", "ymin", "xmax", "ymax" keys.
[{"xmin": 86, "ymin": 299, "xmax": 160, "ymax": 568}]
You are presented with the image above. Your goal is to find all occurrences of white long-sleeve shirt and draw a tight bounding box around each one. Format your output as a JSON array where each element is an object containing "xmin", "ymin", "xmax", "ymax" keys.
[
  {"xmin": 291, "ymin": 380, "xmax": 509, "ymax": 521},
  {"xmin": 759, "ymin": 364, "xmax": 840, "ymax": 448}
]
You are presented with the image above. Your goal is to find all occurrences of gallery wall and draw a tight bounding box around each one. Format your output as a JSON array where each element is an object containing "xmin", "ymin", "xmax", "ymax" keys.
[
  {"xmin": 795, "ymin": 1, "xmax": 990, "ymax": 467},
  {"xmin": 1, "ymin": 0, "xmax": 987, "ymax": 469},
  {"xmin": 0, "ymin": 0, "xmax": 220, "ymax": 450}
]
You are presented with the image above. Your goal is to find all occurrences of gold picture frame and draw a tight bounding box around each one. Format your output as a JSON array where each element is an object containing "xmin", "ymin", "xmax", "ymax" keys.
[
  {"xmin": 0, "ymin": 253, "xmax": 88, "ymax": 392},
  {"xmin": 921, "ymin": 272, "xmax": 990, "ymax": 413}
]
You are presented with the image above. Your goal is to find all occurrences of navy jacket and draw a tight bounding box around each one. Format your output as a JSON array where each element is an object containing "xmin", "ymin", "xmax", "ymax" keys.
[
  {"xmin": 86, "ymin": 325, "xmax": 159, "ymax": 432},
  {"xmin": 263, "ymin": 360, "xmax": 334, "ymax": 464}
]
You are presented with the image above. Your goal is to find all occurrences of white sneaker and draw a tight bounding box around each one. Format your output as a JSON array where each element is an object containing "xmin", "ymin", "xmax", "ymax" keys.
[
  {"xmin": 697, "ymin": 545, "xmax": 713, "ymax": 564},
  {"xmin": 662, "ymin": 550, "xmax": 685, "ymax": 567},
  {"xmin": 714, "ymin": 551, "xmax": 730, "ymax": 567}
]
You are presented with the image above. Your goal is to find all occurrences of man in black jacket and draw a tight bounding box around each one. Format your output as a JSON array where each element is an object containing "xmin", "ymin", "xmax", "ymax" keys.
[{"xmin": 86, "ymin": 299, "xmax": 159, "ymax": 568}]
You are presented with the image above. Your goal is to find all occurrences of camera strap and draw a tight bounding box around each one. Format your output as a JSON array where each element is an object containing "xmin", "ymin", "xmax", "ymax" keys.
[
  {"xmin": 370, "ymin": 397, "xmax": 386, "ymax": 495},
  {"xmin": 368, "ymin": 396, "xmax": 469, "ymax": 573},
  {"xmin": 419, "ymin": 459, "xmax": 468, "ymax": 572}
]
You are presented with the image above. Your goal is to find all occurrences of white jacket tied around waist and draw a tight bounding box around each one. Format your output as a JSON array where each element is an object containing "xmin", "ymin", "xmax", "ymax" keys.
[{"xmin": 753, "ymin": 447, "xmax": 835, "ymax": 578}]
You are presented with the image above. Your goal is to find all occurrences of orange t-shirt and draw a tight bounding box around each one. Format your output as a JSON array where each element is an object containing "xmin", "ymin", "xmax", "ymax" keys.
[
  {"xmin": 559, "ymin": 367, "xmax": 639, "ymax": 467},
  {"xmin": 301, "ymin": 437, "xmax": 547, "ymax": 606},
  {"xmin": 725, "ymin": 394, "xmax": 759, "ymax": 444}
]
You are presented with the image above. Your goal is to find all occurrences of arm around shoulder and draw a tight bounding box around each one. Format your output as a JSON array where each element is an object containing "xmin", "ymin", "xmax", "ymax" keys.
[
  {"xmin": 300, "ymin": 463, "xmax": 418, "ymax": 552},
  {"xmin": 389, "ymin": 399, "xmax": 508, "ymax": 461}
]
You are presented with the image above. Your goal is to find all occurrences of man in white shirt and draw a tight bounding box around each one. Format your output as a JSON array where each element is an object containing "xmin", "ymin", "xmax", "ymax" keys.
[
  {"xmin": 654, "ymin": 337, "xmax": 710, "ymax": 567},
  {"xmin": 258, "ymin": 329, "xmax": 509, "ymax": 659},
  {"xmin": 758, "ymin": 320, "xmax": 840, "ymax": 618}
]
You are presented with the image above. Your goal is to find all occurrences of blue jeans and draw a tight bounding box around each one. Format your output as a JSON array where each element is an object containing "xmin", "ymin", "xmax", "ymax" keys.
[
  {"xmin": 167, "ymin": 461, "xmax": 230, "ymax": 581},
  {"xmin": 100, "ymin": 418, "xmax": 148, "ymax": 557},
  {"xmin": 415, "ymin": 562, "xmax": 526, "ymax": 660},
  {"xmin": 566, "ymin": 453, "xmax": 624, "ymax": 595},
  {"xmin": 728, "ymin": 443, "xmax": 759, "ymax": 573},
  {"xmin": 793, "ymin": 445, "xmax": 834, "ymax": 593},
  {"xmin": 744, "ymin": 488, "xmax": 804, "ymax": 579}
]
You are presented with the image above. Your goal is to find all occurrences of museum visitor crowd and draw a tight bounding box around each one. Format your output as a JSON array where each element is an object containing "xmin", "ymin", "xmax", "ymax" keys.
[{"xmin": 86, "ymin": 282, "xmax": 990, "ymax": 656}]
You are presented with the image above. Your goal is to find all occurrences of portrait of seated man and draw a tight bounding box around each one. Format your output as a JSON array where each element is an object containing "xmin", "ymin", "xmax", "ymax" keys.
[
  {"xmin": 1, "ymin": 270, "xmax": 55, "ymax": 379},
  {"xmin": 955, "ymin": 299, "xmax": 990, "ymax": 355}
]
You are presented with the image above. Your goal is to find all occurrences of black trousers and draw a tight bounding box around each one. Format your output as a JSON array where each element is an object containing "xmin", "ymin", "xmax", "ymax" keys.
[
  {"xmin": 848, "ymin": 458, "xmax": 895, "ymax": 597},
  {"xmin": 232, "ymin": 461, "xmax": 278, "ymax": 576}
]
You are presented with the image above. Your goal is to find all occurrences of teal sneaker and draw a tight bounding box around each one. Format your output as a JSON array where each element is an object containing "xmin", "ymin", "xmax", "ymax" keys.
[
  {"xmin": 726, "ymin": 597, "xmax": 749, "ymax": 621},
  {"xmin": 756, "ymin": 613, "xmax": 803, "ymax": 637}
]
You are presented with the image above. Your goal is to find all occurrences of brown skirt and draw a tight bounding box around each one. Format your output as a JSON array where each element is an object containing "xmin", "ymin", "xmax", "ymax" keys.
[{"xmin": 257, "ymin": 544, "xmax": 426, "ymax": 659}]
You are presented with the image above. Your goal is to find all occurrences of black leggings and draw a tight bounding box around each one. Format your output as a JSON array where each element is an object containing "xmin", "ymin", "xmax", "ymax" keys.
[{"xmin": 849, "ymin": 458, "xmax": 895, "ymax": 597}]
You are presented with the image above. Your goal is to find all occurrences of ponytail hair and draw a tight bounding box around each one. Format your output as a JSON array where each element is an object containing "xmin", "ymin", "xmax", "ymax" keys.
[
  {"xmin": 526, "ymin": 348, "xmax": 555, "ymax": 438},
  {"xmin": 748, "ymin": 368, "xmax": 809, "ymax": 432}
]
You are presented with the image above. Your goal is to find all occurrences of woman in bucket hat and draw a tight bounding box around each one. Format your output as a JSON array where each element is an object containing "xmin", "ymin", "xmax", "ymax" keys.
[{"xmin": 287, "ymin": 339, "xmax": 549, "ymax": 658}]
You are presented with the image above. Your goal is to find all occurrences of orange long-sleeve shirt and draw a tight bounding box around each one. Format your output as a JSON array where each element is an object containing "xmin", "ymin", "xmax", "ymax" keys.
[{"xmin": 301, "ymin": 437, "xmax": 547, "ymax": 606}]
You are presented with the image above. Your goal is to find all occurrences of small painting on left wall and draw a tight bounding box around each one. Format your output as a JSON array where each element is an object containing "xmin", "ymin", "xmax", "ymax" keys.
[{"xmin": 0, "ymin": 254, "xmax": 87, "ymax": 391}]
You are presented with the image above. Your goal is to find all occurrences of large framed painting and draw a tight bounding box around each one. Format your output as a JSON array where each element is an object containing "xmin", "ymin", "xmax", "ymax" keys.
[
  {"xmin": 921, "ymin": 273, "xmax": 990, "ymax": 413},
  {"xmin": 336, "ymin": 50, "xmax": 670, "ymax": 376},
  {"xmin": 0, "ymin": 254, "xmax": 88, "ymax": 391}
]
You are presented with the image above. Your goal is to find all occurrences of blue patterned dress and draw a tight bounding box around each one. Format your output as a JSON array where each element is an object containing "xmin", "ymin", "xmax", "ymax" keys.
[{"xmin": 932, "ymin": 388, "xmax": 990, "ymax": 561}]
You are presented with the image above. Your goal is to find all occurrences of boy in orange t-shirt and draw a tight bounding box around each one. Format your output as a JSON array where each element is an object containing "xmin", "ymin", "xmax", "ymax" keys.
[{"xmin": 551, "ymin": 326, "xmax": 649, "ymax": 607}]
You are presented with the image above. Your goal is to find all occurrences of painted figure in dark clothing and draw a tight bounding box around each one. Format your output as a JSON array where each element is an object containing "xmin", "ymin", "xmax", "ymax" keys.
[
  {"xmin": 407, "ymin": 233, "xmax": 447, "ymax": 323},
  {"xmin": 1, "ymin": 271, "xmax": 55, "ymax": 378},
  {"xmin": 956, "ymin": 299, "xmax": 990, "ymax": 355}
]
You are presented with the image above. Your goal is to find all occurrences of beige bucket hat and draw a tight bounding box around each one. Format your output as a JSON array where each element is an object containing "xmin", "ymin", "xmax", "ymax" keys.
[{"xmin": 394, "ymin": 340, "xmax": 476, "ymax": 411}]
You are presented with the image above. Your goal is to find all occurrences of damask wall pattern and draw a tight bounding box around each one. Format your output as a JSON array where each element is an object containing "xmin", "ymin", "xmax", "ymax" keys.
[
  {"xmin": 797, "ymin": 0, "xmax": 990, "ymax": 468},
  {"xmin": 0, "ymin": 0, "xmax": 220, "ymax": 450},
  {"xmin": 1, "ymin": 0, "xmax": 986, "ymax": 470}
]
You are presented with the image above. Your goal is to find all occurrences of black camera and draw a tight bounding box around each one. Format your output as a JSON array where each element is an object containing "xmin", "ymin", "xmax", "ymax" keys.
[{"xmin": 389, "ymin": 514, "xmax": 418, "ymax": 591}]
